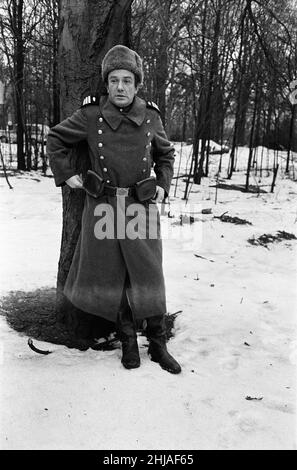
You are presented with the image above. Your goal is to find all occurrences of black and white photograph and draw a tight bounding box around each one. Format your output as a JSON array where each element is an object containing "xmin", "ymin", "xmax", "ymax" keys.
[{"xmin": 0, "ymin": 0, "xmax": 296, "ymax": 452}]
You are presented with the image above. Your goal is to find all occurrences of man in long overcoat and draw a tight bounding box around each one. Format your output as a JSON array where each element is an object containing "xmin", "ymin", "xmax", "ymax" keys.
[{"xmin": 47, "ymin": 45, "xmax": 181, "ymax": 374}]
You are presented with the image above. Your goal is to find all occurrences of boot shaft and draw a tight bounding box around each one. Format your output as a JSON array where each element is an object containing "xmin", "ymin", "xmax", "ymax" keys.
[
  {"xmin": 116, "ymin": 305, "xmax": 140, "ymax": 369},
  {"xmin": 146, "ymin": 315, "xmax": 167, "ymax": 340},
  {"xmin": 146, "ymin": 315, "xmax": 181, "ymax": 374}
]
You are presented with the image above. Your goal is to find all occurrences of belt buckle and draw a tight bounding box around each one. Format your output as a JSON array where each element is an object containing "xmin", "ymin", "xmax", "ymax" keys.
[{"xmin": 116, "ymin": 187, "xmax": 129, "ymax": 196}]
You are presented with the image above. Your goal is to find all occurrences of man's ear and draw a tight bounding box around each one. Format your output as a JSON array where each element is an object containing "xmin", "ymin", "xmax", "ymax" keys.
[{"xmin": 135, "ymin": 83, "xmax": 142, "ymax": 94}]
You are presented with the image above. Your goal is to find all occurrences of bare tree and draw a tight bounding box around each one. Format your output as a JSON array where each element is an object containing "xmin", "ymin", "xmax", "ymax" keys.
[{"xmin": 0, "ymin": 0, "xmax": 49, "ymax": 169}]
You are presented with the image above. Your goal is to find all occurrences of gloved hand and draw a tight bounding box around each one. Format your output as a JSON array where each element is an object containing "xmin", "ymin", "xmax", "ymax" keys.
[
  {"xmin": 154, "ymin": 185, "xmax": 165, "ymax": 203},
  {"xmin": 66, "ymin": 174, "xmax": 83, "ymax": 189}
]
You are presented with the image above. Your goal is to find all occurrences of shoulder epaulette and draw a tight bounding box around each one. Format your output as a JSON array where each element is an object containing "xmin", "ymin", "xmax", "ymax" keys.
[
  {"xmin": 81, "ymin": 95, "xmax": 99, "ymax": 107},
  {"xmin": 146, "ymin": 100, "xmax": 160, "ymax": 113}
]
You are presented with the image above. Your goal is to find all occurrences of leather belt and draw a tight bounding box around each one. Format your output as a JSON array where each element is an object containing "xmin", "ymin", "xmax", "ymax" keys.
[{"xmin": 104, "ymin": 185, "xmax": 136, "ymax": 197}]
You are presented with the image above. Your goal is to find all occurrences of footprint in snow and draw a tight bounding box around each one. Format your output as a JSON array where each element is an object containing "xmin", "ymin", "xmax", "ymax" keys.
[
  {"xmin": 262, "ymin": 399, "xmax": 295, "ymax": 415},
  {"xmin": 218, "ymin": 355, "xmax": 239, "ymax": 371},
  {"xmin": 228, "ymin": 409, "xmax": 264, "ymax": 434}
]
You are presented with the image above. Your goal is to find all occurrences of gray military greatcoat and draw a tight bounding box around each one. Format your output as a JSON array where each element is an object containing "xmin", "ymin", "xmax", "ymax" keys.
[{"xmin": 47, "ymin": 95, "xmax": 175, "ymax": 322}]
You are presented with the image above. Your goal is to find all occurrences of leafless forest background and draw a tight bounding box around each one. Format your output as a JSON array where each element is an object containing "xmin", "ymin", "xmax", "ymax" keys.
[{"xmin": 0, "ymin": 0, "xmax": 296, "ymax": 178}]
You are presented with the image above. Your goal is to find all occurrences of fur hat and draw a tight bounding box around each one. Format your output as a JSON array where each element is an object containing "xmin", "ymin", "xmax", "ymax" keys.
[{"xmin": 102, "ymin": 45, "xmax": 143, "ymax": 85}]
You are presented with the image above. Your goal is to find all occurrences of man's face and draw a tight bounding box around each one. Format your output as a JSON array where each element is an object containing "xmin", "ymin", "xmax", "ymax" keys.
[{"xmin": 107, "ymin": 69, "xmax": 139, "ymax": 107}]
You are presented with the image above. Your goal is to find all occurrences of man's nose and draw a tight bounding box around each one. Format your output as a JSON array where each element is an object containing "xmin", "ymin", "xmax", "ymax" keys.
[{"xmin": 117, "ymin": 80, "xmax": 124, "ymax": 91}]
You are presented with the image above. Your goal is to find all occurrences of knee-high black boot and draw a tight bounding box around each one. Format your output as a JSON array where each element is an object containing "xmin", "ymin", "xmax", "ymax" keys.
[
  {"xmin": 146, "ymin": 315, "xmax": 181, "ymax": 374},
  {"xmin": 116, "ymin": 306, "xmax": 140, "ymax": 370}
]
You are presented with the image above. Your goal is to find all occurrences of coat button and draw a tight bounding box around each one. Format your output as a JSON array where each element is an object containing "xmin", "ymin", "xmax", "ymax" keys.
[
  {"xmin": 106, "ymin": 179, "xmax": 110, "ymax": 183},
  {"xmin": 143, "ymin": 157, "xmax": 147, "ymax": 161},
  {"xmin": 146, "ymin": 119, "xmax": 151, "ymax": 124},
  {"xmin": 142, "ymin": 169, "xmax": 146, "ymax": 173},
  {"xmin": 100, "ymin": 155, "xmax": 104, "ymax": 160},
  {"xmin": 103, "ymin": 167, "xmax": 108, "ymax": 172},
  {"xmin": 145, "ymin": 144, "xmax": 150, "ymax": 148},
  {"xmin": 99, "ymin": 117, "xmax": 103, "ymax": 122},
  {"xmin": 146, "ymin": 132, "xmax": 151, "ymax": 137},
  {"xmin": 98, "ymin": 143, "xmax": 103, "ymax": 147},
  {"xmin": 98, "ymin": 129, "xmax": 103, "ymax": 134}
]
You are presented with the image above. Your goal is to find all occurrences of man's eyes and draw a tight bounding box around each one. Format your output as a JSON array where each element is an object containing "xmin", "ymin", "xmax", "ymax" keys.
[{"xmin": 110, "ymin": 79, "xmax": 132, "ymax": 84}]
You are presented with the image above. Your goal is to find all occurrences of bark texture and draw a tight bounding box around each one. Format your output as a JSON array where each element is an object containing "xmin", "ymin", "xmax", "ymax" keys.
[{"xmin": 13, "ymin": 0, "xmax": 26, "ymax": 170}]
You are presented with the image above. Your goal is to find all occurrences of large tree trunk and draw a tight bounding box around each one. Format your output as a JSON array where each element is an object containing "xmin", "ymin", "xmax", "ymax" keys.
[
  {"xmin": 52, "ymin": 0, "xmax": 60, "ymax": 126},
  {"xmin": 13, "ymin": 0, "xmax": 26, "ymax": 170},
  {"xmin": 56, "ymin": 0, "xmax": 133, "ymax": 340}
]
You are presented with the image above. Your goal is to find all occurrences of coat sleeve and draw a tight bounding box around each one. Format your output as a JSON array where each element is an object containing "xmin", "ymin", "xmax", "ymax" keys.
[
  {"xmin": 46, "ymin": 109, "xmax": 88, "ymax": 187},
  {"xmin": 151, "ymin": 113, "xmax": 175, "ymax": 198}
]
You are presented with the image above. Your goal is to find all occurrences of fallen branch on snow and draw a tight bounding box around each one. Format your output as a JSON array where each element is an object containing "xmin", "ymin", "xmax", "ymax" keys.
[
  {"xmin": 248, "ymin": 231, "xmax": 297, "ymax": 247},
  {"xmin": 245, "ymin": 396, "xmax": 263, "ymax": 401},
  {"xmin": 28, "ymin": 338, "xmax": 52, "ymax": 355},
  {"xmin": 214, "ymin": 211, "xmax": 252, "ymax": 225},
  {"xmin": 194, "ymin": 254, "xmax": 215, "ymax": 263}
]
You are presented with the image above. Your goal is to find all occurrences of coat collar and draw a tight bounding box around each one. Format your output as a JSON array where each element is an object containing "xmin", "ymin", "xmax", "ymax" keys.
[{"xmin": 100, "ymin": 95, "xmax": 146, "ymax": 130}]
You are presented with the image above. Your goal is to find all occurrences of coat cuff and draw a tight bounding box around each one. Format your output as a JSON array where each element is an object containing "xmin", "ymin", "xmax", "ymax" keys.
[
  {"xmin": 54, "ymin": 170, "xmax": 77, "ymax": 187},
  {"xmin": 156, "ymin": 179, "xmax": 170, "ymax": 199}
]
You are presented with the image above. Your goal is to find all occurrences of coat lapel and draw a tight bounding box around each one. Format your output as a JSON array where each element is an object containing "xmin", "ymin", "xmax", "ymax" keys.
[
  {"xmin": 101, "ymin": 97, "xmax": 123, "ymax": 130},
  {"xmin": 126, "ymin": 96, "xmax": 146, "ymax": 126}
]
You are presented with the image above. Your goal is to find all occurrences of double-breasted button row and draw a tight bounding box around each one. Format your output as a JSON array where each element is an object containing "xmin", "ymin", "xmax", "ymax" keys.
[
  {"xmin": 97, "ymin": 117, "xmax": 109, "ymax": 179},
  {"xmin": 145, "ymin": 121, "xmax": 151, "ymax": 172},
  {"xmin": 144, "ymin": 118, "xmax": 151, "ymax": 173},
  {"xmin": 143, "ymin": 120, "xmax": 151, "ymax": 174},
  {"xmin": 98, "ymin": 117, "xmax": 103, "ymax": 154}
]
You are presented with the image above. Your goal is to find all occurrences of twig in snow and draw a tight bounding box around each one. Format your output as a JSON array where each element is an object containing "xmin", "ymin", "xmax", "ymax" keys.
[
  {"xmin": 91, "ymin": 337, "xmax": 120, "ymax": 351},
  {"xmin": 28, "ymin": 338, "xmax": 52, "ymax": 355},
  {"xmin": 214, "ymin": 212, "xmax": 252, "ymax": 225},
  {"xmin": 174, "ymin": 143, "xmax": 183, "ymax": 197},
  {"xmin": 194, "ymin": 254, "xmax": 215, "ymax": 262},
  {"xmin": 270, "ymin": 164, "xmax": 279, "ymax": 193},
  {"xmin": 215, "ymin": 156, "xmax": 222, "ymax": 204},
  {"xmin": 217, "ymin": 211, "xmax": 228, "ymax": 218},
  {"xmin": 245, "ymin": 396, "xmax": 263, "ymax": 401}
]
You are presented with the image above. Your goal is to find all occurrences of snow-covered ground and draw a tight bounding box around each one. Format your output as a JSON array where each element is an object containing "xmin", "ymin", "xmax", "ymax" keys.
[{"xmin": 0, "ymin": 145, "xmax": 296, "ymax": 450}]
